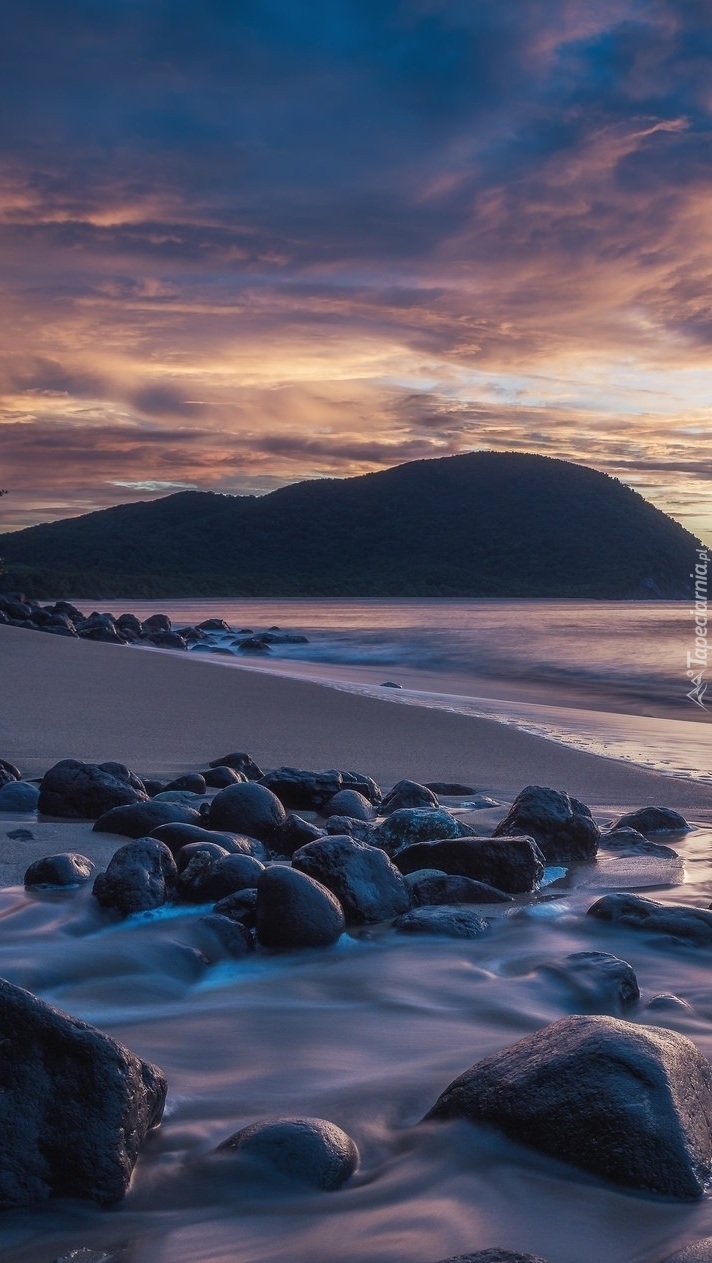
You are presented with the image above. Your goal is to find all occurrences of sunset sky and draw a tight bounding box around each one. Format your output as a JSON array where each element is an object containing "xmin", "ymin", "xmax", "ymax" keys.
[{"xmin": 2, "ymin": 0, "xmax": 712, "ymax": 543}]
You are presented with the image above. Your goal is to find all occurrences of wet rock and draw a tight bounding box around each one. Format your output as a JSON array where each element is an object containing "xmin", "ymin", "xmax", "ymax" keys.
[
  {"xmin": 150, "ymin": 822, "xmax": 268, "ymax": 861},
  {"xmin": 216, "ymin": 1116, "xmax": 358, "ymax": 1190},
  {"xmin": 235, "ymin": 635, "xmax": 271, "ymax": 653},
  {"xmin": 142, "ymin": 613, "xmax": 171, "ymax": 633},
  {"xmin": 93, "ymin": 837, "xmax": 178, "ymax": 916},
  {"xmin": 214, "ymin": 887, "xmax": 258, "ymax": 927},
  {"xmin": 610, "ymin": 807, "xmax": 691, "ymax": 835},
  {"xmin": 600, "ymin": 827, "xmax": 679, "ymax": 858},
  {"xmin": 380, "ymin": 681, "xmax": 402, "ymax": 688},
  {"xmin": 648, "ymin": 994, "xmax": 692, "ymax": 1013},
  {"xmin": 209, "ymin": 752, "xmax": 264, "ymax": 779},
  {"xmin": 665, "ymin": 1241, "xmax": 712, "ymax": 1262},
  {"xmin": 197, "ymin": 617, "xmax": 232, "ymax": 632},
  {"xmin": 93, "ymin": 800, "xmax": 202, "ymax": 838},
  {"xmin": 196, "ymin": 913, "xmax": 254, "ymax": 957},
  {"xmin": 175, "ymin": 841, "xmax": 229, "ymax": 871},
  {"xmin": 255, "ymin": 866, "xmax": 345, "ymax": 949},
  {"xmin": 588, "ymin": 894, "xmax": 712, "ymax": 946},
  {"xmin": 396, "ymin": 836, "xmax": 545, "ymax": 895},
  {"xmin": 433, "ymin": 1251, "xmax": 548, "ymax": 1263},
  {"xmin": 271, "ymin": 812, "xmax": 324, "ymax": 857},
  {"xmin": 0, "ymin": 779, "xmax": 40, "ymax": 810},
  {"xmin": 143, "ymin": 631, "xmax": 187, "ymax": 650},
  {"xmin": 24, "ymin": 852, "xmax": 95, "ymax": 888},
  {"xmin": 259, "ymin": 767, "xmax": 381, "ymax": 810},
  {"xmin": 539, "ymin": 951, "xmax": 640, "ymax": 1015},
  {"xmin": 381, "ymin": 779, "xmax": 439, "ymax": 814},
  {"xmin": 178, "ymin": 852, "xmax": 264, "ymax": 903},
  {"xmin": 394, "ymin": 907, "xmax": 489, "ymax": 939},
  {"xmin": 116, "ymin": 612, "xmax": 143, "ymax": 636},
  {"xmin": 426, "ymin": 1014, "xmax": 712, "ymax": 1198},
  {"xmin": 38, "ymin": 759, "xmax": 147, "ymax": 819},
  {"xmin": 201, "ymin": 765, "xmax": 245, "ymax": 788},
  {"xmin": 209, "ymin": 781, "xmax": 286, "ymax": 840},
  {"xmin": 163, "ymin": 773, "xmax": 207, "ymax": 795},
  {"xmin": 293, "ymin": 834, "xmax": 410, "ymax": 923},
  {"xmin": 322, "ymin": 788, "xmax": 376, "ymax": 822},
  {"xmin": 425, "ymin": 782, "xmax": 476, "ymax": 796},
  {"xmin": 0, "ymin": 977, "xmax": 166, "ymax": 1208},
  {"xmin": 0, "ymin": 758, "xmax": 21, "ymax": 786},
  {"xmin": 324, "ymin": 816, "xmax": 379, "ymax": 844},
  {"xmin": 375, "ymin": 807, "xmax": 472, "ymax": 855},
  {"xmin": 493, "ymin": 785, "xmax": 599, "ymax": 863},
  {"xmin": 405, "ymin": 871, "xmax": 513, "ymax": 906}
]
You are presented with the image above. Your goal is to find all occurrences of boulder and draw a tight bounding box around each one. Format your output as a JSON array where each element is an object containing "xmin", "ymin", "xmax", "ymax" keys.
[
  {"xmin": 175, "ymin": 841, "xmax": 230, "ymax": 870},
  {"xmin": 209, "ymin": 752, "xmax": 264, "ymax": 779},
  {"xmin": 610, "ymin": 807, "xmax": 691, "ymax": 835},
  {"xmin": 394, "ymin": 907, "xmax": 488, "ymax": 939},
  {"xmin": 259, "ymin": 766, "xmax": 381, "ymax": 810},
  {"xmin": 381, "ymin": 779, "xmax": 439, "ymax": 814},
  {"xmin": 426, "ymin": 1014, "xmax": 712, "ymax": 1198},
  {"xmin": 116, "ymin": 613, "xmax": 143, "ymax": 636},
  {"xmin": 209, "ymin": 781, "xmax": 286, "ymax": 840},
  {"xmin": 178, "ymin": 852, "xmax": 264, "ymax": 903},
  {"xmin": 0, "ymin": 780, "xmax": 40, "ymax": 811},
  {"xmin": 322, "ymin": 788, "xmax": 376, "ymax": 822},
  {"xmin": 0, "ymin": 758, "xmax": 21, "ymax": 786},
  {"xmin": 142, "ymin": 613, "xmax": 171, "ymax": 633},
  {"xmin": 93, "ymin": 800, "xmax": 202, "ymax": 838},
  {"xmin": 38, "ymin": 759, "xmax": 147, "ymax": 819},
  {"xmin": 196, "ymin": 914, "xmax": 254, "ymax": 958},
  {"xmin": 197, "ymin": 618, "xmax": 232, "ymax": 632},
  {"xmin": 162, "ymin": 773, "xmax": 207, "ymax": 795},
  {"xmin": 235, "ymin": 635, "xmax": 271, "ymax": 653},
  {"xmin": 143, "ymin": 631, "xmax": 187, "ymax": 650},
  {"xmin": 215, "ymin": 887, "xmax": 258, "ymax": 927},
  {"xmin": 201, "ymin": 765, "xmax": 245, "ymax": 788},
  {"xmin": 93, "ymin": 837, "xmax": 178, "ymax": 916},
  {"xmin": 375, "ymin": 808, "xmax": 472, "ymax": 855},
  {"xmin": 405, "ymin": 871, "xmax": 513, "ymax": 906},
  {"xmin": 588, "ymin": 894, "xmax": 712, "ymax": 946},
  {"xmin": 271, "ymin": 812, "xmax": 325, "ymax": 857},
  {"xmin": 492, "ymin": 785, "xmax": 599, "ymax": 863},
  {"xmin": 600, "ymin": 828, "xmax": 679, "ymax": 858},
  {"xmin": 24, "ymin": 852, "xmax": 95, "ymax": 888},
  {"xmin": 150, "ymin": 822, "xmax": 268, "ymax": 861},
  {"xmin": 539, "ymin": 951, "xmax": 639, "ymax": 1015},
  {"xmin": 293, "ymin": 834, "xmax": 410, "ymax": 923},
  {"xmin": 216, "ymin": 1116, "xmax": 358, "ymax": 1190},
  {"xmin": 396, "ymin": 836, "xmax": 545, "ymax": 894},
  {"xmin": 324, "ymin": 816, "xmax": 379, "ymax": 844},
  {"xmin": 0, "ymin": 977, "xmax": 166, "ymax": 1208},
  {"xmin": 255, "ymin": 866, "xmax": 345, "ymax": 949}
]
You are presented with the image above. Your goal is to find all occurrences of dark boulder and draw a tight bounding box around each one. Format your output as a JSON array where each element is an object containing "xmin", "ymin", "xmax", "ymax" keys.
[
  {"xmin": 178, "ymin": 852, "xmax": 264, "ymax": 903},
  {"xmin": 214, "ymin": 887, "xmax": 258, "ymax": 927},
  {"xmin": 0, "ymin": 977, "xmax": 166, "ymax": 1209},
  {"xmin": 197, "ymin": 618, "xmax": 232, "ymax": 632},
  {"xmin": 324, "ymin": 816, "xmax": 379, "ymax": 844},
  {"xmin": 293, "ymin": 834, "xmax": 410, "ymax": 923},
  {"xmin": 51, "ymin": 599, "xmax": 83, "ymax": 620},
  {"xmin": 38, "ymin": 759, "xmax": 147, "ymax": 819},
  {"xmin": 143, "ymin": 631, "xmax": 187, "ymax": 650},
  {"xmin": 396, "ymin": 836, "xmax": 545, "ymax": 895},
  {"xmin": 427, "ymin": 1014, "xmax": 712, "ymax": 1198},
  {"xmin": 394, "ymin": 907, "xmax": 489, "ymax": 939},
  {"xmin": 600, "ymin": 827, "xmax": 679, "ymax": 858},
  {"xmin": 93, "ymin": 800, "xmax": 202, "ymax": 838},
  {"xmin": 588, "ymin": 894, "xmax": 712, "ymax": 946},
  {"xmin": 0, "ymin": 758, "xmax": 22, "ymax": 785},
  {"xmin": 175, "ymin": 841, "xmax": 229, "ymax": 871},
  {"xmin": 322, "ymin": 788, "xmax": 376, "ymax": 822},
  {"xmin": 425, "ymin": 782, "xmax": 476, "ymax": 796},
  {"xmin": 142, "ymin": 613, "xmax": 171, "ymax": 633},
  {"xmin": 163, "ymin": 773, "xmax": 207, "ymax": 796},
  {"xmin": 116, "ymin": 613, "xmax": 142, "ymax": 636},
  {"xmin": 93, "ymin": 837, "xmax": 178, "ymax": 916},
  {"xmin": 209, "ymin": 752, "xmax": 264, "ymax": 779},
  {"xmin": 24, "ymin": 852, "xmax": 95, "ymax": 888},
  {"xmin": 255, "ymin": 866, "xmax": 345, "ymax": 949},
  {"xmin": 151, "ymin": 821, "xmax": 269, "ymax": 862},
  {"xmin": 196, "ymin": 913, "xmax": 254, "ymax": 958},
  {"xmin": 43, "ymin": 621, "xmax": 79, "ymax": 637},
  {"xmin": 216, "ymin": 1116, "xmax": 358, "ymax": 1190},
  {"xmin": 381, "ymin": 779, "xmax": 439, "ymax": 814},
  {"xmin": 271, "ymin": 812, "xmax": 324, "ymax": 857},
  {"xmin": 610, "ymin": 806, "xmax": 691, "ymax": 835},
  {"xmin": 405, "ymin": 871, "xmax": 513, "ymax": 906},
  {"xmin": 258, "ymin": 766, "xmax": 380, "ymax": 811},
  {"xmin": 0, "ymin": 780, "xmax": 40, "ymax": 811},
  {"xmin": 539, "ymin": 951, "xmax": 640, "ymax": 1015},
  {"xmin": 208, "ymin": 781, "xmax": 286, "ymax": 840},
  {"xmin": 202, "ymin": 765, "xmax": 245, "ymax": 788},
  {"xmin": 235, "ymin": 635, "xmax": 271, "ymax": 653},
  {"xmin": 375, "ymin": 808, "xmax": 472, "ymax": 856},
  {"xmin": 492, "ymin": 785, "xmax": 599, "ymax": 863}
]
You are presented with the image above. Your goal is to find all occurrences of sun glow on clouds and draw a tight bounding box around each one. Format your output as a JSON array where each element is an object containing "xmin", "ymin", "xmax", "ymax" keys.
[{"xmin": 1, "ymin": 0, "xmax": 712, "ymax": 542}]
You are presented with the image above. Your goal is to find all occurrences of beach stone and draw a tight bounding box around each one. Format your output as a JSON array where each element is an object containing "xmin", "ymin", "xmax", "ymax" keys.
[
  {"xmin": 151, "ymin": 790, "xmax": 206, "ymax": 805},
  {"xmin": 648, "ymin": 994, "xmax": 692, "ymax": 1013},
  {"xmin": 665, "ymin": 1241, "xmax": 712, "ymax": 1262},
  {"xmin": 197, "ymin": 617, "xmax": 232, "ymax": 631},
  {"xmin": 405, "ymin": 871, "xmax": 513, "ymax": 906},
  {"xmin": 196, "ymin": 913, "xmax": 254, "ymax": 957},
  {"xmin": 425, "ymin": 782, "xmax": 476, "ymax": 796},
  {"xmin": 493, "ymin": 785, "xmax": 600, "ymax": 863},
  {"xmin": 216, "ymin": 1116, "xmax": 358, "ymax": 1190},
  {"xmin": 380, "ymin": 681, "xmax": 402, "ymax": 688},
  {"xmin": 426, "ymin": 1014, "xmax": 712, "ymax": 1198},
  {"xmin": 93, "ymin": 800, "xmax": 202, "ymax": 838},
  {"xmin": 150, "ymin": 822, "xmax": 268, "ymax": 861},
  {"xmin": 175, "ymin": 841, "xmax": 229, "ymax": 870},
  {"xmin": 381, "ymin": 779, "xmax": 439, "ymax": 814},
  {"xmin": 235, "ymin": 635, "xmax": 271, "ymax": 653},
  {"xmin": 0, "ymin": 779, "xmax": 40, "ymax": 810},
  {"xmin": 179, "ymin": 852, "xmax": 264, "ymax": 902},
  {"xmin": 0, "ymin": 977, "xmax": 166, "ymax": 1209},
  {"xmin": 539, "ymin": 951, "xmax": 640, "ymax": 1015},
  {"xmin": 24, "ymin": 852, "xmax": 95, "ymax": 888},
  {"xmin": 163, "ymin": 773, "xmax": 207, "ymax": 795},
  {"xmin": 93, "ymin": 837, "xmax": 178, "ymax": 916},
  {"xmin": 255, "ymin": 866, "xmax": 345, "ymax": 949},
  {"xmin": 324, "ymin": 816, "xmax": 379, "ymax": 844},
  {"xmin": 143, "ymin": 631, "xmax": 187, "ymax": 650},
  {"xmin": 600, "ymin": 828, "xmax": 679, "ymax": 858},
  {"xmin": 201, "ymin": 765, "xmax": 245, "ymax": 788},
  {"xmin": 0, "ymin": 758, "xmax": 21, "ymax": 786},
  {"xmin": 293, "ymin": 834, "xmax": 410, "ymax": 923},
  {"xmin": 396, "ymin": 836, "xmax": 545, "ymax": 894},
  {"xmin": 209, "ymin": 781, "xmax": 286, "ymax": 840},
  {"xmin": 209, "ymin": 752, "xmax": 264, "ymax": 779},
  {"xmin": 259, "ymin": 767, "xmax": 381, "ymax": 811},
  {"xmin": 38, "ymin": 759, "xmax": 148, "ymax": 819},
  {"xmin": 375, "ymin": 807, "xmax": 472, "ymax": 855},
  {"xmin": 116, "ymin": 612, "xmax": 142, "ymax": 635},
  {"xmin": 214, "ymin": 887, "xmax": 258, "ymax": 927},
  {"xmin": 322, "ymin": 789, "xmax": 376, "ymax": 822},
  {"xmin": 394, "ymin": 907, "xmax": 489, "ymax": 939},
  {"xmin": 433, "ymin": 1251, "xmax": 548, "ymax": 1263},
  {"xmin": 588, "ymin": 894, "xmax": 712, "ymax": 946},
  {"xmin": 51, "ymin": 600, "xmax": 83, "ymax": 620},
  {"xmin": 610, "ymin": 807, "xmax": 691, "ymax": 835},
  {"xmin": 142, "ymin": 613, "xmax": 171, "ymax": 633},
  {"xmin": 271, "ymin": 812, "xmax": 324, "ymax": 857}
]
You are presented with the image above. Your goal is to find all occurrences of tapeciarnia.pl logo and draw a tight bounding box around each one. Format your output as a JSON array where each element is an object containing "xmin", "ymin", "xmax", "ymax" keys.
[{"xmin": 687, "ymin": 547, "xmax": 709, "ymax": 710}]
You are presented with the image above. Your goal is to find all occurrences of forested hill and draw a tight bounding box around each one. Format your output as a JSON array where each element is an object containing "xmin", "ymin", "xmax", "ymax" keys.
[{"xmin": 0, "ymin": 452, "xmax": 701, "ymax": 598}]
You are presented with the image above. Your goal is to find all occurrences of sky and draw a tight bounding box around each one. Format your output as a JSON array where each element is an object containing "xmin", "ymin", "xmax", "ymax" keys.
[{"xmin": 1, "ymin": 0, "xmax": 712, "ymax": 544}]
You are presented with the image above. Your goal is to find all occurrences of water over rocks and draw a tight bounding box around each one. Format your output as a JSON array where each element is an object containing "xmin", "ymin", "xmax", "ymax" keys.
[{"xmin": 588, "ymin": 893, "xmax": 712, "ymax": 946}]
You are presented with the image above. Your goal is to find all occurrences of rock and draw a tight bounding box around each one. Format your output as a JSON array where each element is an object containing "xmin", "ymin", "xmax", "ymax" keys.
[
  {"xmin": 322, "ymin": 788, "xmax": 376, "ymax": 822},
  {"xmin": 293, "ymin": 834, "xmax": 410, "ymax": 923},
  {"xmin": 235, "ymin": 635, "xmax": 271, "ymax": 653},
  {"xmin": 209, "ymin": 752, "xmax": 264, "ymax": 779},
  {"xmin": 0, "ymin": 780, "xmax": 40, "ymax": 811},
  {"xmin": 24, "ymin": 852, "xmax": 95, "ymax": 888},
  {"xmin": 394, "ymin": 907, "xmax": 489, "ymax": 938},
  {"xmin": 324, "ymin": 816, "xmax": 379, "ymax": 844},
  {"xmin": 214, "ymin": 887, "xmax": 258, "ymax": 927},
  {"xmin": 381, "ymin": 779, "xmax": 439, "ymax": 813},
  {"xmin": 93, "ymin": 800, "xmax": 202, "ymax": 838},
  {"xmin": 493, "ymin": 785, "xmax": 599, "ymax": 863},
  {"xmin": 209, "ymin": 781, "xmax": 286, "ymax": 840},
  {"xmin": 7, "ymin": 827, "xmax": 34, "ymax": 840},
  {"xmin": 38, "ymin": 759, "xmax": 147, "ymax": 819},
  {"xmin": 0, "ymin": 977, "xmax": 166, "ymax": 1208},
  {"xmin": 271, "ymin": 812, "xmax": 324, "ymax": 857},
  {"xmin": 259, "ymin": 766, "xmax": 381, "ymax": 810},
  {"xmin": 425, "ymin": 782, "xmax": 476, "ymax": 796},
  {"xmin": 116, "ymin": 612, "xmax": 143, "ymax": 636},
  {"xmin": 0, "ymin": 758, "xmax": 21, "ymax": 786},
  {"xmin": 539, "ymin": 951, "xmax": 639, "ymax": 1015},
  {"xmin": 664, "ymin": 1241, "xmax": 712, "ymax": 1262},
  {"xmin": 196, "ymin": 914, "xmax": 254, "ymax": 957},
  {"xmin": 202, "ymin": 765, "xmax": 245, "ymax": 788},
  {"xmin": 44, "ymin": 619, "xmax": 78, "ymax": 637},
  {"xmin": 197, "ymin": 618, "xmax": 232, "ymax": 632},
  {"xmin": 216, "ymin": 1116, "xmax": 358, "ymax": 1190},
  {"xmin": 150, "ymin": 822, "xmax": 268, "ymax": 861},
  {"xmin": 178, "ymin": 852, "xmax": 264, "ymax": 902},
  {"xmin": 588, "ymin": 894, "xmax": 712, "ymax": 946},
  {"xmin": 426, "ymin": 1014, "xmax": 712, "ymax": 1198},
  {"xmin": 255, "ymin": 866, "xmax": 345, "ymax": 949},
  {"xmin": 93, "ymin": 837, "xmax": 178, "ymax": 916},
  {"xmin": 142, "ymin": 613, "xmax": 171, "ymax": 633},
  {"xmin": 600, "ymin": 827, "xmax": 679, "ymax": 858},
  {"xmin": 375, "ymin": 807, "xmax": 473, "ymax": 855},
  {"xmin": 405, "ymin": 871, "xmax": 513, "ymax": 906},
  {"xmin": 163, "ymin": 773, "xmax": 207, "ymax": 795},
  {"xmin": 648, "ymin": 994, "xmax": 692, "ymax": 1013},
  {"xmin": 610, "ymin": 806, "xmax": 691, "ymax": 835},
  {"xmin": 380, "ymin": 681, "xmax": 402, "ymax": 688},
  {"xmin": 433, "ymin": 1251, "xmax": 548, "ymax": 1263},
  {"xmin": 152, "ymin": 789, "xmax": 206, "ymax": 805},
  {"xmin": 396, "ymin": 836, "xmax": 545, "ymax": 894},
  {"xmin": 143, "ymin": 631, "xmax": 187, "ymax": 650}
]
